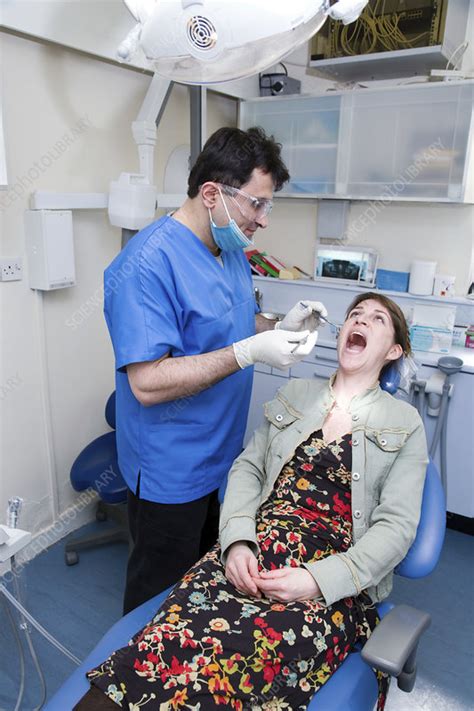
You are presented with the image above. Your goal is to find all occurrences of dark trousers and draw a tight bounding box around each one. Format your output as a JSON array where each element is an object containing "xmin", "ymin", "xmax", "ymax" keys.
[{"xmin": 123, "ymin": 487, "xmax": 220, "ymax": 615}]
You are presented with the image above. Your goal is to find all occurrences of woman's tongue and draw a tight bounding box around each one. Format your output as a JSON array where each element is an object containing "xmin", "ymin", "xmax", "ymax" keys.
[{"xmin": 345, "ymin": 332, "xmax": 367, "ymax": 353}]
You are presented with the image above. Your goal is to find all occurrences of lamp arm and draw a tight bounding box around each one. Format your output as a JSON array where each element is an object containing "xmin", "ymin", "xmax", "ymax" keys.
[
  {"xmin": 131, "ymin": 74, "xmax": 173, "ymax": 184},
  {"xmin": 328, "ymin": 0, "xmax": 369, "ymax": 25}
]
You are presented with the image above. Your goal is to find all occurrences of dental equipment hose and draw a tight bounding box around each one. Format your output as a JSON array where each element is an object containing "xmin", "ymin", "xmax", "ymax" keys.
[
  {"xmin": 1, "ymin": 592, "xmax": 26, "ymax": 711},
  {"xmin": 429, "ymin": 382, "xmax": 450, "ymax": 462},
  {"xmin": 1, "ymin": 499, "xmax": 80, "ymax": 711},
  {"xmin": 0, "ymin": 582, "xmax": 81, "ymax": 665},
  {"xmin": 8, "ymin": 556, "xmax": 47, "ymax": 711}
]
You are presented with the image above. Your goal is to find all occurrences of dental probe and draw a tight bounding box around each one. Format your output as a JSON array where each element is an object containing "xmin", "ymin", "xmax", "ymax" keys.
[
  {"xmin": 317, "ymin": 314, "xmax": 341, "ymax": 335},
  {"xmin": 289, "ymin": 313, "xmax": 341, "ymax": 353}
]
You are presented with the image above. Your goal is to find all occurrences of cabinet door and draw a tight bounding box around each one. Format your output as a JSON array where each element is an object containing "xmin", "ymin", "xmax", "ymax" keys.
[
  {"xmin": 240, "ymin": 95, "xmax": 341, "ymax": 196},
  {"xmin": 338, "ymin": 83, "xmax": 473, "ymax": 201},
  {"xmin": 417, "ymin": 365, "xmax": 474, "ymax": 518}
]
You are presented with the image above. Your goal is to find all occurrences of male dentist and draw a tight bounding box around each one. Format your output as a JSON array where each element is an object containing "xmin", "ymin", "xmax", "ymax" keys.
[{"xmin": 104, "ymin": 126, "xmax": 326, "ymax": 613}]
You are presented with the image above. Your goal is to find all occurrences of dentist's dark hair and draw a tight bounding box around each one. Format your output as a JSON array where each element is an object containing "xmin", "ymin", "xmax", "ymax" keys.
[{"xmin": 187, "ymin": 126, "xmax": 290, "ymax": 198}]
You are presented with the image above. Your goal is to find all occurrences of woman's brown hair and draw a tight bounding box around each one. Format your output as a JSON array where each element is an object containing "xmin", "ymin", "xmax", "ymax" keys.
[{"xmin": 345, "ymin": 292, "xmax": 412, "ymax": 358}]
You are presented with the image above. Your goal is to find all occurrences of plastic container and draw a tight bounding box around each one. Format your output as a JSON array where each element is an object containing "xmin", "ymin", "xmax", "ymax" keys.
[
  {"xmin": 465, "ymin": 326, "xmax": 474, "ymax": 349},
  {"xmin": 452, "ymin": 325, "xmax": 468, "ymax": 347},
  {"xmin": 409, "ymin": 260, "xmax": 437, "ymax": 296},
  {"xmin": 376, "ymin": 269, "xmax": 409, "ymax": 292}
]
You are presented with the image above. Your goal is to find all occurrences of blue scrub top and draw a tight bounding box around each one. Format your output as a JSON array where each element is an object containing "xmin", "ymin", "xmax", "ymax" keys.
[{"xmin": 104, "ymin": 215, "xmax": 257, "ymax": 503}]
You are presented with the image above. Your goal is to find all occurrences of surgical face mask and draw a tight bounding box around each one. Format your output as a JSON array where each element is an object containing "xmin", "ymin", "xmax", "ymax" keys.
[{"xmin": 209, "ymin": 188, "xmax": 253, "ymax": 252}]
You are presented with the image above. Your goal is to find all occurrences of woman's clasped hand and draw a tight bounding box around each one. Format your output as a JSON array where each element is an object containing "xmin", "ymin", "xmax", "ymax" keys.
[{"xmin": 225, "ymin": 541, "xmax": 321, "ymax": 602}]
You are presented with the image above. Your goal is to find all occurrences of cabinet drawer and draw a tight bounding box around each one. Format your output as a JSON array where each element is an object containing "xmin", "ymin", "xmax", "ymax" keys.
[{"xmin": 290, "ymin": 360, "xmax": 335, "ymax": 380}]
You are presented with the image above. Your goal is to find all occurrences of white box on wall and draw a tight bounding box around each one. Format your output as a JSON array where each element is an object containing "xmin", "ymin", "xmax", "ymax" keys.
[{"xmin": 24, "ymin": 210, "xmax": 76, "ymax": 290}]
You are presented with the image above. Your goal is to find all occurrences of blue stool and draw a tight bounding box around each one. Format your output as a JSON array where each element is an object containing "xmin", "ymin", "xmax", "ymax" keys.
[{"xmin": 65, "ymin": 393, "xmax": 129, "ymax": 566}]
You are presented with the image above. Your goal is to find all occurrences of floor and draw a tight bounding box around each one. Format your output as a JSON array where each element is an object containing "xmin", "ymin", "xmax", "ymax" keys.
[{"xmin": 0, "ymin": 523, "xmax": 472, "ymax": 711}]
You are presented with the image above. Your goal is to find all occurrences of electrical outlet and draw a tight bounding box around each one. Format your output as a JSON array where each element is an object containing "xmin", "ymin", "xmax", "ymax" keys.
[{"xmin": 0, "ymin": 257, "xmax": 23, "ymax": 282}]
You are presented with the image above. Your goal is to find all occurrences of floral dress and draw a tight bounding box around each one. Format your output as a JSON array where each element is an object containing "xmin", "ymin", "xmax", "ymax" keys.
[{"xmin": 86, "ymin": 430, "xmax": 389, "ymax": 710}]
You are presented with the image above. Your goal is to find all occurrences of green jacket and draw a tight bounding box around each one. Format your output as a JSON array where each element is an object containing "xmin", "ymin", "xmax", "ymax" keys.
[{"xmin": 219, "ymin": 375, "xmax": 428, "ymax": 606}]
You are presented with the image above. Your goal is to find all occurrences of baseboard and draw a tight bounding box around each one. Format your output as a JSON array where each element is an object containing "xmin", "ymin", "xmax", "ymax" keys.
[{"xmin": 447, "ymin": 512, "xmax": 474, "ymax": 536}]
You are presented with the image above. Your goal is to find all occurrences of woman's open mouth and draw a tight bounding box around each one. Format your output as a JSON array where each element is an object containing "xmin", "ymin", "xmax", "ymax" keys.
[{"xmin": 345, "ymin": 330, "xmax": 367, "ymax": 353}]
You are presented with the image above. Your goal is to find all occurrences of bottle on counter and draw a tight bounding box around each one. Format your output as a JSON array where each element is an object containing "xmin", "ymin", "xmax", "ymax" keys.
[{"xmin": 465, "ymin": 326, "xmax": 474, "ymax": 349}]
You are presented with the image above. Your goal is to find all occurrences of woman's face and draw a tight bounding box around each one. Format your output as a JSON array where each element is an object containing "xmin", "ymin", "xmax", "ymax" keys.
[{"xmin": 337, "ymin": 299, "xmax": 403, "ymax": 377}]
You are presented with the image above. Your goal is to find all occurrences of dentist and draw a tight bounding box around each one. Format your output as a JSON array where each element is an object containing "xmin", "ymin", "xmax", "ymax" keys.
[{"xmin": 104, "ymin": 126, "xmax": 326, "ymax": 613}]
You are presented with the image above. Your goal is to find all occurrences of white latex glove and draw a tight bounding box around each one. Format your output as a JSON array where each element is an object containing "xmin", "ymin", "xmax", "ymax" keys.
[
  {"xmin": 275, "ymin": 301, "xmax": 328, "ymax": 333},
  {"xmin": 328, "ymin": 0, "xmax": 368, "ymax": 24},
  {"xmin": 233, "ymin": 329, "xmax": 318, "ymax": 370}
]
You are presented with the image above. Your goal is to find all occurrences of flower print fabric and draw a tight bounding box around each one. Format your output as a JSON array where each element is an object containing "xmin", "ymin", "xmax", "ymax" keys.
[{"xmin": 86, "ymin": 430, "xmax": 388, "ymax": 710}]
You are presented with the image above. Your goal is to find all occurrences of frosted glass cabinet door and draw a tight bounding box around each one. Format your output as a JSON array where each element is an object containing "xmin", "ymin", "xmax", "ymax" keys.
[
  {"xmin": 239, "ymin": 95, "xmax": 341, "ymax": 195},
  {"xmin": 339, "ymin": 83, "xmax": 473, "ymax": 200}
]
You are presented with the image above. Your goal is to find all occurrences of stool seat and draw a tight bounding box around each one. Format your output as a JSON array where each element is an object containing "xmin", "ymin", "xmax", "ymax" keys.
[{"xmin": 70, "ymin": 432, "xmax": 127, "ymax": 505}]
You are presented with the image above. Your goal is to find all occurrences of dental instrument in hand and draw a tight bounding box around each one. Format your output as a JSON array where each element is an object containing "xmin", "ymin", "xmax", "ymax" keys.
[
  {"xmin": 290, "ymin": 313, "xmax": 341, "ymax": 352},
  {"xmin": 317, "ymin": 314, "xmax": 342, "ymax": 335}
]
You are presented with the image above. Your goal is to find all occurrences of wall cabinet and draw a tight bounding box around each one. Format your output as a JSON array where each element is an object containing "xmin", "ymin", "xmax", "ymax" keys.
[{"xmin": 239, "ymin": 81, "xmax": 474, "ymax": 203}]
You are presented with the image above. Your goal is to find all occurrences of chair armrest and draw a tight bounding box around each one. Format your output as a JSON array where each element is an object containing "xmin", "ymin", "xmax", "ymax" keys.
[{"xmin": 361, "ymin": 604, "xmax": 431, "ymax": 692}]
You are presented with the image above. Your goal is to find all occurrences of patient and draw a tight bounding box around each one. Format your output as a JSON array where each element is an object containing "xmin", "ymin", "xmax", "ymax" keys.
[{"xmin": 75, "ymin": 293, "xmax": 428, "ymax": 711}]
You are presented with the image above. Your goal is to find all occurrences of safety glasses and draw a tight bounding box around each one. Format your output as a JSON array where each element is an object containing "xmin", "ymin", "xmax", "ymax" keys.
[{"xmin": 217, "ymin": 183, "xmax": 273, "ymax": 221}]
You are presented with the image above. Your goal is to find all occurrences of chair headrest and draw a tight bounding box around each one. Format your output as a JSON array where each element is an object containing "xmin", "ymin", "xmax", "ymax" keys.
[
  {"xmin": 379, "ymin": 361, "xmax": 400, "ymax": 394},
  {"xmin": 105, "ymin": 392, "xmax": 116, "ymax": 430}
]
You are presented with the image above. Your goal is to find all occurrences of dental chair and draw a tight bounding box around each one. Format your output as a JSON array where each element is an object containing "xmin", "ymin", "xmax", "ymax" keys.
[
  {"xmin": 64, "ymin": 392, "xmax": 129, "ymax": 566},
  {"xmin": 46, "ymin": 369, "xmax": 446, "ymax": 710}
]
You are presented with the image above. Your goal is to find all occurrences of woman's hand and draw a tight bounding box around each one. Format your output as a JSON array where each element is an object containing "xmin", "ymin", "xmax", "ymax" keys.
[
  {"xmin": 254, "ymin": 567, "xmax": 321, "ymax": 603},
  {"xmin": 225, "ymin": 542, "xmax": 262, "ymax": 598}
]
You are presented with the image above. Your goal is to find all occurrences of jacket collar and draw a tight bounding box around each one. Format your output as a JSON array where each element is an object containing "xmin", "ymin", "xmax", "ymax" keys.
[{"xmin": 322, "ymin": 372, "xmax": 382, "ymax": 414}]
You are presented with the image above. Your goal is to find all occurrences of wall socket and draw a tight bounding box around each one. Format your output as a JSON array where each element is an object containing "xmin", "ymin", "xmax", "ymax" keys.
[{"xmin": 0, "ymin": 257, "xmax": 23, "ymax": 282}]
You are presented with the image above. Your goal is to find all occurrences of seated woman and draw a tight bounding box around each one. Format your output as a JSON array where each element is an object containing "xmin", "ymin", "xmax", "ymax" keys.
[{"xmin": 75, "ymin": 293, "xmax": 428, "ymax": 711}]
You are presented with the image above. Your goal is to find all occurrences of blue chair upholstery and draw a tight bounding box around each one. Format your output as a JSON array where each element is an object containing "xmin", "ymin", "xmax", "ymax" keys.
[
  {"xmin": 46, "ymin": 458, "xmax": 445, "ymax": 710},
  {"xmin": 65, "ymin": 393, "xmax": 129, "ymax": 565}
]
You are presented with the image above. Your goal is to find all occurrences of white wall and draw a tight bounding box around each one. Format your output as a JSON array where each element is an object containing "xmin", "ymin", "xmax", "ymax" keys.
[
  {"xmin": 254, "ymin": 199, "xmax": 474, "ymax": 295},
  {"xmin": 0, "ymin": 31, "xmax": 236, "ymax": 552}
]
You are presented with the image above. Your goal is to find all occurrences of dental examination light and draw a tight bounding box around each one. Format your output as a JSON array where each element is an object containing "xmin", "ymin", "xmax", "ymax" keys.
[
  {"xmin": 119, "ymin": 0, "xmax": 369, "ymax": 84},
  {"xmin": 111, "ymin": 0, "xmax": 368, "ymax": 231}
]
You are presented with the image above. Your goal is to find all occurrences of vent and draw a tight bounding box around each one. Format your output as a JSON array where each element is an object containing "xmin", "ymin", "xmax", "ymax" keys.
[{"xmin": 186, "ymin": 15, "xmax": 217, "ymax": 51}]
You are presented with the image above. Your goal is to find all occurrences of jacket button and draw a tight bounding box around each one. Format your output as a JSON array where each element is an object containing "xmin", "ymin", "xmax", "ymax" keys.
[
  {"xmin": 352, "ymin": 438, "xmax": 359, "ymax": 446},
  {"xmin": 275, "ymin": 414, "xmax": 283, "ymax": 422},
  {"xmin": 380, "ymin": 438, "xmax": 387, "ymax": 446},
  {"xmin": 352, "ymin": 472, "xmax": 360, "ymax": 481},
  {"xmin": 354, "ymin": 510, "xmax": 362, "ymax": 519},
  {"xmin": 352, "ymin": 414, "xmax": 359, "ymax": 421}
]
